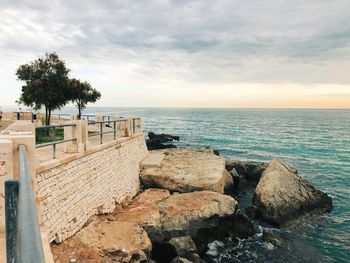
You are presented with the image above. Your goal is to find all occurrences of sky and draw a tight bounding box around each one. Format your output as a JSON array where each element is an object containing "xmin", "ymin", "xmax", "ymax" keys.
[{"xmin": 0, "ymin": 0, "xmax": 350, "ymax": 108}]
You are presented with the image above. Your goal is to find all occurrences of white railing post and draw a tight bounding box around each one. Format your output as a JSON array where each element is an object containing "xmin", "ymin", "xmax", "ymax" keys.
[{"xmin": 64, "ymin": 120, "xmax": 84, "ymax": 153}]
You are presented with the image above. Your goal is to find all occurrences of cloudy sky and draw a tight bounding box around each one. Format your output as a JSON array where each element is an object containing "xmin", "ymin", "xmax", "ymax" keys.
[{"xmin": 1, "ymin": 0, "xmax": 350, "ymax": 108}]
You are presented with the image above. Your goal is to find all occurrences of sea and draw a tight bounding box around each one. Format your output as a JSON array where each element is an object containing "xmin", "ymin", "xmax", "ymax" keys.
[{"xmin": 44, "ymin": 107, "xmax": 350, "ymax": 262}]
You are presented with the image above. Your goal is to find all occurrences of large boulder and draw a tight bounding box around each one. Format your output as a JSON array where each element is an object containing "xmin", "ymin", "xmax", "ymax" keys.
[
  {"xmin": 158, "ymin": 191, "xmax": 237, "ymax": 239},
  {"xmin": 114, "ymin": 190, "xmax": 238, "ymax": 262},
  {"xmin": 253, "ymin": 159, "xmax": 332, "ymax": 227},
  {"xmin": 52, "ymin": 220, "xmax": 153, "ymax": 263},
  {"xmin": 76, "ymin": 221, "xmax": 152, "ymax": 263},
  {"xmin": 114, "ymin": 189, "xmax": 170, "ymax": 242},
  {"xmin": 116, "ymin": 189, "xmax": 238, "ymax": 241},
  {"xmin": 140, "ymin": 148, "xmax": 229, "ymax": 194}
]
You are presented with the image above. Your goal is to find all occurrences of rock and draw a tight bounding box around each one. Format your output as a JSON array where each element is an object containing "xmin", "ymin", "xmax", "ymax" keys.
[
  {"xmin": 132, "ymin": 188, "xmax": 171, "ymax": 207},
  {"xmin": 253, "ymin": 159, "xmax": 332, "ymax": 227},
  {"xmin": 168, "ymin": 236, "xmax": 197, "ymax": 257},
  {"xmin": 51, "ymin": 238, "xmax": 103, "ymax": 263},
  {"xmin": 141, "ymin": 148, "xmax": 228, "ymax": 194},
  {"xmin": 148, "ymin": 132, "xmax": 180, "ymax": 142},
  {"xmin": 171, "ymin": 257, "xmax": 193, "ymax": 263},
  {"xmin": 158, "ymin": 191, "xmax": 238, "ymax": 240},
  {"xmin": 230, "ymin": 168, "xmax": 247, "ymax": 192},
  {"xmin": 225, "ymin": 160, "xmax": 269, "ymax": 182},
  {"xmin": 223, "ymin": 170, "xmax": 234, "ymax": 194},
  {"xmin": 245, "ymin": 205, "xmax": 256, "ymax": 219},
  {"xmin": 262, "ymin": 232, "xmax": 284, "ymax": 247},
  {"xmin": 146, "ymin": 140, "xmax": 177, "ymax": 150},
  {"xmin": 168, "ymin": 236, "xmax": 201, "ymax": 262},
  {"xmin": 114, "ymin": 189, "xmax": 170, "ymax": 242},
  {"xmin": 115, "ymin": 189, "xmax": 238, "ymax": 262},
  {"xmin": 225, "ymin": 162, "xmax": 234, "ymax": 172},
  {"xmin": 74, "ymin": 221, "xmax": 152, "ymax": 262},
  {"xmin": 146, "ymin": 132, "xmax": 179, "ymax": 150},
  {"xmin": 229, "ymin": 213, "xmax": 255, "ymax": 238}
]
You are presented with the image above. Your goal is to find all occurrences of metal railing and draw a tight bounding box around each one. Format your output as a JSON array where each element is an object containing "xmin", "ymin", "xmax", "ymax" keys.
[
  {"xmin": 5, "ymin": 145, "xmax": 45, "ymax": 263},
  {"xmin": 88, "ymin": 119, "xmax": 128, "ymax": 144},
  {"xmin": 132, "ymin": 117, "xmax": 142, "ymax": 134},
  {"xmin": 36, "ymin": 123, "xmax": 77, "ymax": 159}
]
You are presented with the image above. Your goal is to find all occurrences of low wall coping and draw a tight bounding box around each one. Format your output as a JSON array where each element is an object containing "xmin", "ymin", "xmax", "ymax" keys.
[{"xmin": 36, "ymin": 134, "xmax": 144, "ymax": 174}]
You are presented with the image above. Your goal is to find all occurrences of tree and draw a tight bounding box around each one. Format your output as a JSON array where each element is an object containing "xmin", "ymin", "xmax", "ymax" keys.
[
  {"xmin": 70, "ymin": 79, "xmax": 101, "ymax": 119},
  {"xmin": 16, "ymin": 52, "xmax": 72, "ymax": 125}
]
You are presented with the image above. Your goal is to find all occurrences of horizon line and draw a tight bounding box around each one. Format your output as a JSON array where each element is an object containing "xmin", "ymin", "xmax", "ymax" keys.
[{"xmin": 1, "ymin": 104, "xmax": 350, "ymax": 111}]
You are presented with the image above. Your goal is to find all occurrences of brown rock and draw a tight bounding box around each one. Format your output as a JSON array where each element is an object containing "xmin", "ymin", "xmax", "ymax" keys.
[
  {"xmin": 51, "ymin": 238, "xmax": 102, "ymax": 263},
  {"xmin": 76, "ymin": 221, "xmax": 152, "ymax": 262},
  {"xmin": 115, "ymin": 188, "xmax": 170, "ymax": 225},
  {"xmin": 158, "ymin": 191, "xmax": 237, "ymax": 239},
  {"xmin": 253, "ymin": 159, "xmax": 332, "ymax": 227},
  {"xmin": 114, "ymin": 188, "xmax": 170, "ymax": 242},
  {"xmin": 140, "ymin": 148, "xmax": 228, "ymax": 193},
  {"xmin": 223, "ymin": 169, "xmax": 234, "ymax": 194},
  {"xmin": 132, "ymin": 188, "xmax": 171, "ymax": 207}
]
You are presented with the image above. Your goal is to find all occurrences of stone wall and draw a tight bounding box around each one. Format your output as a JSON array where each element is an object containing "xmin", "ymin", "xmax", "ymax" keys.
[{"xmin": 35, "ymin": 135, "xmax": 148, "ymax": 243}]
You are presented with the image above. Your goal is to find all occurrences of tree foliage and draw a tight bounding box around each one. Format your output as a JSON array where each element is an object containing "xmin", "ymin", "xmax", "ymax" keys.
[
  {"xmin": 16, "ymin": 52, "xmax": 72, "ymax": 125},
  {"xmin": 70, "ymin": 79, "xmax": 101, "ymax": 119}
]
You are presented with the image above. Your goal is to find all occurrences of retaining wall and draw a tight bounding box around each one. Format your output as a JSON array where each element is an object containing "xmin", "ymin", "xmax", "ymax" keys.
[{"xmin": 35, "ymin": 134, "xmax": 148, "ymax": 243}]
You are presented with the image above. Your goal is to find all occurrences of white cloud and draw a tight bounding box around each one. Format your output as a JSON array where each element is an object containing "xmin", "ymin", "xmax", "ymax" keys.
[{"xmin": 0, "ymin": 0, "xmax": 349, "ymax": 107}]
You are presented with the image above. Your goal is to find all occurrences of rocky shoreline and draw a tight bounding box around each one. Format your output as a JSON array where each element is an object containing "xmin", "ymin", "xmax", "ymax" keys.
[{"xmin": 51, "ymin": 146, "xmax": 332, "ymax": 263}]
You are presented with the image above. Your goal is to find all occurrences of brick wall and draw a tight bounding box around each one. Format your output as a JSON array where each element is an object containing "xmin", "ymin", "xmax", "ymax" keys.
[{"xmin": 35, "ymin": 135, "xmax": 148, "ymax": 243}]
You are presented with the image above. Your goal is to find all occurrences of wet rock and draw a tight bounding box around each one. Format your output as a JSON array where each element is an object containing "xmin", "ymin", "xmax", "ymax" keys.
[
  {"xmin": 224, "ymin": 170, "xmax": 234, "ymax": 194},
  {"xmin": 253, "ymin": 159, "xmax": 332, "ymax": 227},
  {"xmin": 225, "ymin": 160, "xmax": 269, "ymax": 182},
  {"xmin": 146, "ymin": 132, "xmax": 179, "ymax": 150},
  {"xmin": 151, "ymin": 242, "xmax": 177, "ymax": 263},
  {"xmin": 262, "ymin": 232, "xmax": 284, "ymax": 247},
  {"xmin": 168, "ymin": 236, "xmax": 201, "ymax": 262},
  {"xmin": 168, "ymin": 236, "xmax": 197, "ymax": 257},
  {"xmin": 245, "ymin": 205, "xmax": 256, "ymax": 219},
  {"xmin": 171, "ymin": 257, "xmax": 193, "ymax": 263},
  {"xmin": 141, "ymin": 148, "xmax": 228, "ymax": 194},
  {"xmin": 148, "ymin": 132, "xmax": 180, "ymax": 142},
  {"xmin": 230, "ymin": 213, "xmax": 256, "ymax": 238},
  {"xmin": 146, "ymin": 141, "xmax": 177, "ymax": 150},
  {"xmin": 230, "ymin": 168, "xmax": 247, "ymax": 192}
]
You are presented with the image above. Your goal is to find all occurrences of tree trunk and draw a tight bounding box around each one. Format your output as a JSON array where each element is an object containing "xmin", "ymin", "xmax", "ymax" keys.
[
  {"xmin": 48, "ymin": 109, "xmax": 51, "ymax": 126},
  {"xmin": 78, "ymin": 104, "xmax": 82, "ymax": 120},
  {"xmin": 45, "ymin": 106, "xmax": 49, "ymax": 126}
]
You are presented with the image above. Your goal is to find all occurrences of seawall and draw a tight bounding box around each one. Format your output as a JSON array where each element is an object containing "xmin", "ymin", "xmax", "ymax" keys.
[{"xmin": 35, "ymin": 134, "xmax": 148, "ymax": 243}]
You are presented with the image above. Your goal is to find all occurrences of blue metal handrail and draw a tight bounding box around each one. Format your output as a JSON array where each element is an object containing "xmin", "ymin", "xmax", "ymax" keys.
[
  {"xmin": 88, "ymin": 118, "xmax": 129, "ymax": 144},
  {"xmin": 5, "ymin": 145, "xmax": 45, "ymax": 263}
]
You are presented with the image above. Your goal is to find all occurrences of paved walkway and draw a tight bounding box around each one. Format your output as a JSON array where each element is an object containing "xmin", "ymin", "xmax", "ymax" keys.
[
  {"xmin": 0, "ymin": 232, "xmax": 5, "ymax": 263},
  {"xmin": 0, "ymin": 120, "xmax": 14, "ymax": 131}
]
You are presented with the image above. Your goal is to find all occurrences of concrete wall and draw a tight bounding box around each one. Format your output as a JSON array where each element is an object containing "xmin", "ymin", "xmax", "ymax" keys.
[{"xmin": 35, "ymin": 134, "xmax": 148, "ymax": 243}]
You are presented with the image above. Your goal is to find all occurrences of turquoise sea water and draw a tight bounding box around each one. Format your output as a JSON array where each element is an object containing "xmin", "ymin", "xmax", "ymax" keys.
[{"xmin": 63, "ymin": 108, "xmax": 350, "ymax": 262}]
